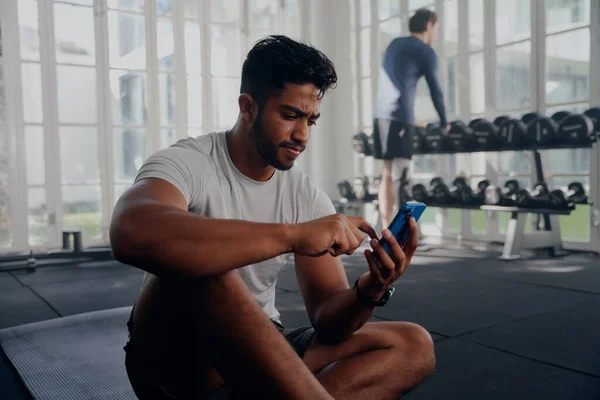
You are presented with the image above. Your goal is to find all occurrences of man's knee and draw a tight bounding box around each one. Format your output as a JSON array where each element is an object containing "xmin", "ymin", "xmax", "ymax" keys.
[
  {"xmin": 393, "ymin": 322, "xmax": 436, "ymax": 379},
  {"xmin": 382, "ymin": 160, "xmax": 393, "ymax": 178}
]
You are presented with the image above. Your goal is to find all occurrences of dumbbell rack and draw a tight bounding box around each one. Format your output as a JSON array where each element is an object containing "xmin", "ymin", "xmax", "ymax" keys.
[{"xmin": 414, "ymin": 142, "xmax": 596, "ymax": 260}]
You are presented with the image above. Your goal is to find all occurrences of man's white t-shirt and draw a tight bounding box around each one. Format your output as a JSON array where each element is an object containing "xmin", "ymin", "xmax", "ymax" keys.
[{"xmin": 133, "ymin": 131, "xmax": 336, "ymax": 322}]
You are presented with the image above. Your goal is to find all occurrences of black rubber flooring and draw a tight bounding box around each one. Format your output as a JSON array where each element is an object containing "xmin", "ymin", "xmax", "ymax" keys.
[{"xmin": 1, "ymin": 251, "xmax": 599, "ymax": 399}]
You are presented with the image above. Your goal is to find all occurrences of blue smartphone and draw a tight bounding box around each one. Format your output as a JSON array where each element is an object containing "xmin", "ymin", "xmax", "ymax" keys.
[{"xmin": 381, "ymin": 201, "xmax": 427, "ymax": 255}]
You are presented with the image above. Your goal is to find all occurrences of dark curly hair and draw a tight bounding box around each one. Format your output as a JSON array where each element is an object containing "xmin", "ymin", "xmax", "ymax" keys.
[
  {"xmin": 241, "ymin": 35, "xmax": 338, "ymax": 108},
  {"xmin": 409, "ymin": 8, "xmax": 438, "ymax": 33}
]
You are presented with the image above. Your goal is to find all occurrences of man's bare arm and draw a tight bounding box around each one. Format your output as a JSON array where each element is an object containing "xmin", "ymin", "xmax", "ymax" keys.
[
  {"xmin": 295, "ymin": 253, "xmax": 383, "ymax": 344},
  {"xmin": 110, "ymin": 178, "xmax": 369, "ymax": 280},
  {"xmin": 110, "ymin": 178, "xmax": 296, "ymax": 279},
  {"xmin": 297, "ymin": 220, "xmax": 419, "ymax": 344}
]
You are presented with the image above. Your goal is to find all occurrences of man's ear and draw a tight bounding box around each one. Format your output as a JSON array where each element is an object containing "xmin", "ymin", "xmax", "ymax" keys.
[
  {"xmin": 425, "ymin": 21, "xmax": 433, "ymax": 33},
  {"xmin": 239, "ymin": 94, "xmax": 258, "ymax": 124}
]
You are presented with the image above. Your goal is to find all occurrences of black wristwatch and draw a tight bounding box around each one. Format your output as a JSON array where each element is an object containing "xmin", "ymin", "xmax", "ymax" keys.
[{"xmin": 353, "ymin": 278, "xmax": 395, "ymax": 307}]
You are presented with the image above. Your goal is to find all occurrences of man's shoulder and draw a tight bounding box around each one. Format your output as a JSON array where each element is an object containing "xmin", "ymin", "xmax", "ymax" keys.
[
  {"xmin": 386, "ymin": 36, "xmax": 430, "ymax": 57},
  {"xmin": 387, "ymin": 36, "xmax": 408, "ymax": 50},
  {"xmin": 139, "ymin": 132, "xmax": 224, "ymax": 179},
  {"xmin": 171, "ymin": 131, "xmax": 222, "ymax": 154},
  {"xmin": 153, "ymin": 131, "xmax": 224, "ymax": 165}
]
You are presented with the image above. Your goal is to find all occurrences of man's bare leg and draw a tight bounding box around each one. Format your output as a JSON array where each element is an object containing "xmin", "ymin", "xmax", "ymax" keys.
[
  {"xmin": 130, "ymin": 272, "xmax": 332, "ymax": 399},
  {"xmin": 303, "ymin": 322, "xmax": 436, "ymax": 399},
  {"xmin": 379, "ymin": 160, "xmax": 395, "ymax": 228}
]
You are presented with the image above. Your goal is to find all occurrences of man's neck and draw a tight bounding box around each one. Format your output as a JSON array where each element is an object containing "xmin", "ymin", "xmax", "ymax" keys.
[
  {"xmin": 411, "ymin": 32, "xmax": 428, "ymax": 44},
  {"xmin": 225, "ymin": 124, "xmax": 276, "ymax": 182}
]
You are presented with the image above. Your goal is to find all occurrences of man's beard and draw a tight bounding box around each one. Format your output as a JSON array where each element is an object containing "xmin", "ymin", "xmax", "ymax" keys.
[{"xmin": 250, "ymin": 111, "xmax": 299, "ymax": 171}]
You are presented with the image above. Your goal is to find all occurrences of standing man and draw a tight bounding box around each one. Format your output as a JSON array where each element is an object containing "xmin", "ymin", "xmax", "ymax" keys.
[{"xmin": 373, "ymin": 8, "xmax": 448, "ymax": 228}]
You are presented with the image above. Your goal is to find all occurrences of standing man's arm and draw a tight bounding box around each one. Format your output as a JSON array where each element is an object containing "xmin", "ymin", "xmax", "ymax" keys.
[{"xmin": 423, "ymin": 49, "xmax": 448, "ymax": 128}]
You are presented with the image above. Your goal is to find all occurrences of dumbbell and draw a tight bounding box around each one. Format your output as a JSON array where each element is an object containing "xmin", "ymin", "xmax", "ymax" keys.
[
  {"xmin": 352, "ymin": 132, "xmax": 374, "ymax": 156},
  {"xmin": 498, "ymin": 118, "xmax": 530, "ymax": 148},
  {"xmin": 412, "ymin": 177, "xmax": 449, "ymax": 204},
  {"xmin": 430, "ymin": 177, "xmax": 452, "ymax": 204},
  {"xmin": 411, "ymin": 183, "xmax": 431, "ymax": 203},
  {"xmin": 545, "ymin": 190, "xmax": 575, "ymax": 210},
  {"xmin": 584, "ymin": 107, "xmax": 600, "ymax": 142},
  {"xmin": 558, "ymin": 113, "xmax": 595, "ymax": 145},
  {"xmin": 352, "ymin": 176, "xmax": 379, "ymax": 202},
  {"xmin": 469, "ymin": 118, "xmax": 484, "ymax": 128},
  {"xmin": 514, "ymin": 182, "xmax": 550, "ymax": 208},
  {"xmin": 493, "ymin": 115, "xmax": 511, "ymax": 126},
  {"xmin": 543, "ymin": 186, "xmax": 580, "ymax": 211},
  {"xmin": 337, "ymin": 180, "xmax": 357, "ymax": 201},
  {"xmin": 551, "ymin": 111, "xmax": 573, "ymax": 123},
  {"xmin": 466, "ymin": 179, "xmax": 489, "ymax": 205},
  {"xmin": 449, "ymin": 176, "xmax": 477, "ymax": 205},
  {"xmin": 515, "ymin": 183, "xmax": 575, "ymax": 210},
  {"xmin": 424, "ymin": 124, "xmax": 451, "ymax": 152},
  {"xmin": 547, "ymin": 110, "xmax": 572, "ymax": 145},
  {"xmin": 448, "ymin": 121, "xmax": 476, "ymax": 152},
  {"xmin": 526, "ymin": 115, "xmax": 559, "ymax": 146},
  {"xmin": 485, "ymin": 180, "xmax": 520, "ymax": 206},
  {"xmin": 556, "ymin": 182, "xmax": 587, "ymax": 205},
  {"xmin": 412, "ymin": 126, "xmax": 428, "ymax": 154},
  {"xmin": 521, "ymin": 112, "xmax": 542, "ymax": 125},
  {"xmin": 472, "ymin": 180, "xmax": 490, "ymax": 205},
  {"xmin": 470, "ymin": 118, "xmax": 501, "ymax": 150}
]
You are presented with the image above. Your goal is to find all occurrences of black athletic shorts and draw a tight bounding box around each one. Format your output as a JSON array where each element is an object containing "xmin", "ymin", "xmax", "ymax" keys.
[
  {"xmin": 124, "ymin": 306, "xmax": 315, "ymax": 400},
  {"xmin": 372, "ymin": 118, "xmax": 415, "ymax": 160}
]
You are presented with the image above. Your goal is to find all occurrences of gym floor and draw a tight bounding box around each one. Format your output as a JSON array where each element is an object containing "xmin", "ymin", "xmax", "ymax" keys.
[{"xmin": 1, "ymin": 248, "xmax": 599, "ymax": 399}]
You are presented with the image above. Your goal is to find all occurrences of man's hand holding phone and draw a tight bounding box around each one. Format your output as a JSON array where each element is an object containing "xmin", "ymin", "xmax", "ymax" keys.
[{"xmin": 359, "ymin": 217, "xmax": 419, "ymax": 301}]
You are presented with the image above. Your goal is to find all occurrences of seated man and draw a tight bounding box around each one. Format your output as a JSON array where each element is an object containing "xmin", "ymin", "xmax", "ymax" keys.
[{"xmin": 111, "ymin": 35, "xmax": 435, "ymax": 400}]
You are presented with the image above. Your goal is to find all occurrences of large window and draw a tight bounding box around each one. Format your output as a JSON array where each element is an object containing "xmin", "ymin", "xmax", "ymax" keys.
[
  {"xmin": 2, "ymin": 0, "xmax": 304, "ymax": 252},
  {"xmin": 544, "ymin": 0, "xmax": 592, "ymax": 242},
  {"xmin": 496, "ymin": 1, "xmax": 531, "ymax": 111},
  {"xmin": 378, "ymin": 3, "xmax": 402, "ymax": 60},
  {"xmin": 211, "ymin": 1, "xmax": 243, "ymax": 131},
  {"xmin": 349, "ymin": 0, "xmax": 597, "ymax": 249},
  {"xmin": 55, "ymin": 1, "xmax": 102, "ymax": 244},
  {"xmin": 109, "ymin": 1, "xmax": 149, "ymax": 205},
  {"xmin": 495, "ymin": 0, "xmax": 532, "ymax": 203}
]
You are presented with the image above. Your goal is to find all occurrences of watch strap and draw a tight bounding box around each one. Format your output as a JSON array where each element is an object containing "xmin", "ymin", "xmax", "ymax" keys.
[{"xmin": 353, "ymin": 278, "xmax": 394, "ymax": 307}]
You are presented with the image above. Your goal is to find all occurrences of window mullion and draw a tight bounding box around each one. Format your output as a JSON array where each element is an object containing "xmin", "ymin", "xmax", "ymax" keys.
[
  {"xmin": 94, "ymin": 0, "xmax": 116, "ymax": 241},
  {"xmin": 172, "ymin": 0, "xmax": 188, "ymax": 140},
  {"xmin": 201, "ymin": 0, "xmax": 213, "ymax": 133},
  {"xmin": 38, "ymin": 0, "xmax": 62, "ymax": 248},
  {"xmin": 533, "ymin": 0, "xmax": 545, "ymax": 113},
  {"xmin": 0, "ymin": 0, "xmax": 28, "ymax": 251},
  {"xmin": 145, "ymin": 0, "xmax": 160, "ymax": 153},
  {"xmin": 588, "ymin": 0, "xmax": 599, "ymax": 252}
]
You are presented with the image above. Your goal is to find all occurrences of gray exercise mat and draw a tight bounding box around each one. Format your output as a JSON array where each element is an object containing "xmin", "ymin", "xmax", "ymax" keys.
[{"xmin": 0, "ymin": 307, "xmax": 136, "ymax": 399}]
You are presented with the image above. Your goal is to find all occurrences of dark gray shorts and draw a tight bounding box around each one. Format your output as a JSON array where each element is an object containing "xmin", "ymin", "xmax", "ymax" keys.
[
  {"xmin": 124, "ymin": 308, "xmax": 315, "ymax": 400},
  {"xmin": 373, "ymin": 118, "xmax": 415, "ymax": 160}
]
